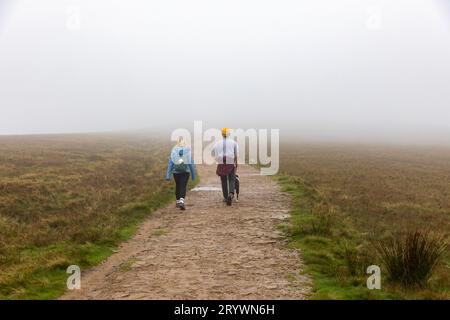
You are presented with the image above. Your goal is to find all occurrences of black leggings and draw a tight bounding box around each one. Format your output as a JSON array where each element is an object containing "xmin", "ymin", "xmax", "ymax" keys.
[{"xmin": 173, "ymin": 172, "xmax": 190, "ymax": 200}]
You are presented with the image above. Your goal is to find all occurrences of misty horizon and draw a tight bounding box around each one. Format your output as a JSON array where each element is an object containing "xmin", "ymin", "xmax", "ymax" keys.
[{"xmin": 1, "ymin": 0, "xmax": 449, "ymax": 144}]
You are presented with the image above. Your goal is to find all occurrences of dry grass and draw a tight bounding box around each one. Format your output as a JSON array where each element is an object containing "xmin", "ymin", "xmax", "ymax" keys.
[
  {"xmin": 279, "ymin": 141, "xmax": 450, "ymax": 298},
  {"xmin": 0, "ymin": 133, "xmax": 173, "ymax": 299}
]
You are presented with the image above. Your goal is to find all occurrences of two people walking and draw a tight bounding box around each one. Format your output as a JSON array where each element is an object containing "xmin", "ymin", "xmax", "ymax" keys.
[{"xmin": 165, "ymin": 128, "xmax": 239, "ymax": 209}]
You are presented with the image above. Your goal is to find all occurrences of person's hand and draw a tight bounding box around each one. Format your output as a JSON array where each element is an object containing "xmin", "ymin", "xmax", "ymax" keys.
[{"xmin": 166, "ymin": 178, "xmax": 170, "ymax": 182}]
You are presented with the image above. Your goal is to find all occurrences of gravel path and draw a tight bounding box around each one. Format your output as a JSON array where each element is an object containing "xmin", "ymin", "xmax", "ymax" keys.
[{"xmin": 61, "ymin": 165, "xmax": 310, "ymax": 300}]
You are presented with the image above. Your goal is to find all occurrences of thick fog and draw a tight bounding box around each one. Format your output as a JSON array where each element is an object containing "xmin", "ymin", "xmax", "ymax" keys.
[{"xmin": 0, "ymin": 0, "xmax": 449, "ymax": 144}]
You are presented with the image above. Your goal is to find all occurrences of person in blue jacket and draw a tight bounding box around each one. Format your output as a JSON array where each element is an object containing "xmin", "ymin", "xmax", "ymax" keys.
[{"xmin": 166, "ymin": 138, "xmax": 196, "ymax": 210}]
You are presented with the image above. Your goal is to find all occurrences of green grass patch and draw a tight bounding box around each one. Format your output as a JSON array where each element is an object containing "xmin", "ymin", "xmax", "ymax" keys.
[
  {"xmin": 275, "ymin": 174, "xmax": 401, "ymax": 300},
  {"xmin": 119, "ymin": 257, "xmax": 140, "ymax": 272},
  {"xmin": 0, "ymin": 155, "xmax": 200, "ymax": 300},
  {"xmin": 152, "ymin": 228, "xmax": 168, "ymax": 237}
]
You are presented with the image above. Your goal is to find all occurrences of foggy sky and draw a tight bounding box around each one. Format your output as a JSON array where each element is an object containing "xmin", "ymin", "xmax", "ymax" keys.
[{"xmin": 0, "ymin": 0, "xmax": 449, "ymax": 144}]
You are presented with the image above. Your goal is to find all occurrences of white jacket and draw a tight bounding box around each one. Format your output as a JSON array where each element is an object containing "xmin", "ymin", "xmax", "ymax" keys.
[{"xmin": 213, "ymin": 138, "xmax": 238, "ymax": 165}]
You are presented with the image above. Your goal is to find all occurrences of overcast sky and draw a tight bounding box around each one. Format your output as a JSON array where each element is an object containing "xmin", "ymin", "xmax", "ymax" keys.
[{"xmin": 0, "ymin": 0, "xmax": 449, "ymax": 143}]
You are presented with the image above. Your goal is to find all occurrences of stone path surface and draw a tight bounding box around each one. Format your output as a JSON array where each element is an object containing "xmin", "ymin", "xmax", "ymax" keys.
[{"xmin": 61, "ymin": 165, "xmax": 310, "ymax": 300}]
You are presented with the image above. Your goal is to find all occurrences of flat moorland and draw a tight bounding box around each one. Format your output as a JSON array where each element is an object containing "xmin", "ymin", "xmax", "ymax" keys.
[
  {"xmin": 0, "ymin": 133, "xmax": 173, "ymax": 299},
  {"xmin": 278, "ymin": 142, "xmax": 450, "ymax": 299}
]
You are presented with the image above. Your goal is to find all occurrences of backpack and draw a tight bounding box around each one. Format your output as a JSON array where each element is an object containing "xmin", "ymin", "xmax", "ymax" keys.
[{"xmin": 173, "ymin": 148, "xmax": 189, "ymax": 174}]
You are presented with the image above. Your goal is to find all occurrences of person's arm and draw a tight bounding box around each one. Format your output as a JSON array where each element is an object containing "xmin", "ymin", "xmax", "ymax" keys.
[
  {"xmin": 188, "ymin": 153, "xmax": 196, "ymax": 180},
  {"xmin": 166, "ymin": 157, "xmax": 174, "ymax": 181},
  {"xmin": 234, "ymin": 141, "xmax": 238, "ymax": 168},
  {"xmin": 213, "ymin": 141, "xmax": 221, "ymax": 163}
]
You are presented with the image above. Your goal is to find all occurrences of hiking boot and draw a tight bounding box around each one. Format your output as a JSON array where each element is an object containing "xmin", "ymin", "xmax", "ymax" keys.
[
  {"xmin": 226, "ymin": 193, "xmax": 234, "ymax": 206},
  {"xmin": 176, "ymin": 201, "xmax": 181, "ymax": 208}
]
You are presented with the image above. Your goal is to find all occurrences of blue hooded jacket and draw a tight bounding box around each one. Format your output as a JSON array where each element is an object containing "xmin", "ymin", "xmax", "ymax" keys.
[{"xmin": 166, "ymin": 146, "xmax": 196, "ymax": 181}]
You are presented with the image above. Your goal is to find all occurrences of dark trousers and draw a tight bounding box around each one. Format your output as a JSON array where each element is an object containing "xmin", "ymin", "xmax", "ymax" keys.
[
  {"xmin": 173, "ymin": 172, "xmax": 190, "ymax": 200},
  {"xmin": 220, "ymin": 170, "xmax": 236, "ymax": 199}
]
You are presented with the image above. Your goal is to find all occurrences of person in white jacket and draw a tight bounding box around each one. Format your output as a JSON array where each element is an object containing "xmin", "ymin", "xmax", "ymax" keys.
[{"xmin": 213, "ymin": 128, "xmax": 238, "ymax": 206}]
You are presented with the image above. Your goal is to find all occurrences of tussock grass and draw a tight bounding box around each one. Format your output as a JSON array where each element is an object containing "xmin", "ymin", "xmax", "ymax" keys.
[{"xmin": 374, "ymin": 231, "xmax": 448, "ymax": 287}]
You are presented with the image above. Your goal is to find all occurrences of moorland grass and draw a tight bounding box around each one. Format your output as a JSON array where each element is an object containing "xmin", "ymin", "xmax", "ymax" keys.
[
  {"xmin": 0, "ymin": 133, "xmax": 197, "ymax": 299},
  {"xmin": 276, "ymin": 143, "xmax": 450, "ymax": 299}
]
